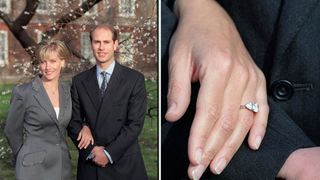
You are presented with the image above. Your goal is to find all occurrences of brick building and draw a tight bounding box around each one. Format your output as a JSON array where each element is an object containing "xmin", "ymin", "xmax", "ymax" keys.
[{"xmin": 0, "ymin": 0, "xmax": 157, "ymax": 82}]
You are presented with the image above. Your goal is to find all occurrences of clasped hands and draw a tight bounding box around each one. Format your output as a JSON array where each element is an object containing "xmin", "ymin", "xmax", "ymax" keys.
[
  {"xmin": 166, "ymin": 0, "xmax": 268, "ymax": 179},
  {"xmin": 91, "ymin": 146, "xmax": 109, "ymax": 167},
  {"xmin": 77, "ymin": 125, "xmax": 109, "ymax": 167}
]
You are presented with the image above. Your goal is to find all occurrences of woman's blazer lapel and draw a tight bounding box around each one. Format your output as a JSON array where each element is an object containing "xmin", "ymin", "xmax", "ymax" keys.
[
  {"xmin": 32, "ymin": 76, "xmax": 59, "ymax": 125},
  {"xmin": 32, "ymin": 76, "xmax": 69, "ymax": 132},
  {"xmin": 57, "ymin": 82, "xmax": 70, "ymax": 124}
]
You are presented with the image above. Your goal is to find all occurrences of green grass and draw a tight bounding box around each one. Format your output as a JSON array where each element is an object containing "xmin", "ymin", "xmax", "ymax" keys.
[
  {"xmin": 0, "ymin": 80, "xmax": 158, "ymax": 179},
  {"xmin": 0, "ymin": 84, "xmax": 15, "ymax": 180}
]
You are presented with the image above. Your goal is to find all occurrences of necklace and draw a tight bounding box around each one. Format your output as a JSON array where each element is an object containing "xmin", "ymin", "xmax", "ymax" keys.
[
  {"xmin": 48, "ymin": 89, "xmax": 58, "ymax": 95},
  {"xmin": 43, "ymin": 84, "xmax": 59, "ymax": 95}
]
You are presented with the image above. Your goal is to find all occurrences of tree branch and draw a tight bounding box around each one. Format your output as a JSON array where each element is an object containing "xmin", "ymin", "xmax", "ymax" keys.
[
  {"xmin": 0, "ymin": 7, "xmax": 37, "ymax": 55},
  {"xmin": 43, "ymin": 0, "xmax": 102, "ymax": 39},
  {"xmin": 14, "ymin": 0, "xmax": 39, "ymax": 27},
  {"xmin": 0, "ymin": 10, "xmax": 13, "ymax": 26}
]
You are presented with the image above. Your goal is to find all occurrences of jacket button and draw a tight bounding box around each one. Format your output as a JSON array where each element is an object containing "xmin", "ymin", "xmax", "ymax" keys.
[{"xmin": 271, "ymin": 80, "xmax": 294, "ymax": 101}]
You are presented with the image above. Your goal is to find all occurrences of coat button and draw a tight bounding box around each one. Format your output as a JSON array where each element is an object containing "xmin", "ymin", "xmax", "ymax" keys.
[{"xmin": 271, "ymin": 80, "xmax": 294, "ymax": 101}]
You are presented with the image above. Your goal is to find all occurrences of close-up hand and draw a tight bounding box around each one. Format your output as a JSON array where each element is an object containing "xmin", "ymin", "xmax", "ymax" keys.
[
  {"xmin": 77, "ymin": 125, "xmax": 94, "ymax": 149},
  {"xmin": 91, "ymin": 146, "xmax": 109, "ymax": 167},
  {"xmin": 165, "ymin": 0, "xmax": 269, "ymax": 178},
  {"xmin": 277, "ymin": 147, "xmax": 320, "ymax": 180}
]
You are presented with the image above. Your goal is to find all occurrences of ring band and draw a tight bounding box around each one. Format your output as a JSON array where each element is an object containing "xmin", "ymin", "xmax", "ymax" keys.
[{"xmin": 240, "ymin": 102, "xmax": 259, "ymax": 113}]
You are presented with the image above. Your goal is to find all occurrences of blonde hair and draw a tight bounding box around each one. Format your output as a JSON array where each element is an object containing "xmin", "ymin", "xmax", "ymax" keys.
[{"xmin": 38, "ymin": 39, "xmax": 71, "ymax": 62}]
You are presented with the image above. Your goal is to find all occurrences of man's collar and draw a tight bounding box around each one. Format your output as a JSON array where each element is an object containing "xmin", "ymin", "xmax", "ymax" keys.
[{"xmin": 96, "ymin": 61, "xmax": 116, "ymax": 76}]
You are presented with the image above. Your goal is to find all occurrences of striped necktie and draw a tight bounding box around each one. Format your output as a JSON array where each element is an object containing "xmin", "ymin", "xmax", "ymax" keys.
[{"xmin": 100, "ymin": 71, "xmax": 109, "ymax": 97}]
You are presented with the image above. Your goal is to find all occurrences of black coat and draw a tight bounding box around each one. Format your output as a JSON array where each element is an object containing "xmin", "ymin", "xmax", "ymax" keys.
[
  {"xmin": 68, "ymin": 62, "xmax": 148, "ymax": 180},
  {"xmin": 162, "ymin": 0, "xmax": 320, "ymax": 179}
]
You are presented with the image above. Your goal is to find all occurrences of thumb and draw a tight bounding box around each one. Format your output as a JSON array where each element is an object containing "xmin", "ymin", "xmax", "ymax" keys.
[
  {"xmin": 165, "ymin": 44, "xmax": 192, "ymax": 121},
  {"xmin": 77, "ymin": 132, "xmax": 82, "ymax": 141}
]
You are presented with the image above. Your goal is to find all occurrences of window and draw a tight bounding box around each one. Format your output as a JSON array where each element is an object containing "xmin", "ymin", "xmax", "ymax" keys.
[
  {"xmin": 0, "ymin": 0, "xmax": 10, "ymax": 13},
  {"xmin": 119, "ymin": 0, "xmax": 136, "ymax": 17},
  {"xmin": 35, "ymin": 30, "xmax": 43, "ymax": 43},
  {"xmin": 63, "ymin": 0, "xmax": 70, "ymax": 7},
  {"xmin": 37, "ymin": 0, "xmax": 55, "ymax": 13},
  {"xmin": 0, "ymin": 31, "xmax": 8, "ymax": 67},
  {"xmin": 80, "ymin": 0, "xmax": 98, "ymax": 15},
  {"xmin": 118, "ymin": 32, "xmax": 134, "ymax": 64},
  {"xmin": 81, "ymin": 32, "xmax": 95, "ymax": 63}
]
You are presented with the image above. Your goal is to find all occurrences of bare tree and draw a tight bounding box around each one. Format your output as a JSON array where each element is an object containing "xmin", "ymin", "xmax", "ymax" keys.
[
  {"xmin": 0, "ymin": 0, "xmax": 102, "ymax": 66},
  {"xmin": 0, "ymin": 0, "xmax": 157, "ymax": 78}
]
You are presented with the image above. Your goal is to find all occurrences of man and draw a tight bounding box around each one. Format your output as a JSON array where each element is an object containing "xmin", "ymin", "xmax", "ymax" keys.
[{"xmin": 68, "ymin": 24, "xmax": 148, "ymax": 180}]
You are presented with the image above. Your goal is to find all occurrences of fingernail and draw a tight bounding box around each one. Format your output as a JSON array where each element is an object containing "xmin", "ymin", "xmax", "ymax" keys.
[
  {"xmin": 195, "ymin": 148, "xmax": 203, "ymax": 164},
  {"xmin": 166, "ymin": 102, "xmax": 177, "ymax": 116},
  {"xmin": 214, "ymin": 158, "xmax": 226, "ymax": 175},
  {"xmin": 192, "ymin": 165, "xmax": 206, "ymax": 180},
  {"xmin": 254, "ymin": 136, "xmax": 262, "ymax": 150}
]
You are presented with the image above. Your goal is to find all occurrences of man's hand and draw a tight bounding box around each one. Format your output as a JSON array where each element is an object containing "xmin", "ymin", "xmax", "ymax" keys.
[
  {"xmin": 91, "ymin": 146, "xmax": 109, "ymax": 167},
  {"xmin": 77, "ymin": 125, "xmax": 94, "ymax": 149},
  {"xmin": 166, "ymin": 0, "xmax": 269, "ymax": 178},
  {"xmin": 277, "ymin": 147, "xmax": 320, "ymax": 180}
]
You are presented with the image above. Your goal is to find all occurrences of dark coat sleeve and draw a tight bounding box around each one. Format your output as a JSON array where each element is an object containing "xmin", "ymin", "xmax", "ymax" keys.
[
  {"xmin": 105, "ymin": 73, "xmax": 147, "ymax": 162},
  {"xmin": 67, "ymin": 77, "xmax": 94, "ymax": 157}
]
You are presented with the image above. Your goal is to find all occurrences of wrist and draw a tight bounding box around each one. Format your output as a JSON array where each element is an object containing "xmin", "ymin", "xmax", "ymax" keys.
[{"xmin": 175, "ymin": 0, "xmax": 221, "ymax": 20}]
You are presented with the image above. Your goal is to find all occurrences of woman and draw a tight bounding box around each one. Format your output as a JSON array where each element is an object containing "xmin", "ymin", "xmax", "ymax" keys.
[{"xmin": 4, "ymin": 40, "xmax": 93, "ymax": 180}]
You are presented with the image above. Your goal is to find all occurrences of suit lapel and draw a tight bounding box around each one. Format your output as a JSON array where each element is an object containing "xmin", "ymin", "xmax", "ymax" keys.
[
  {"xmin": 101, "ymin": 62, "xmax": 122, "ymax": 101},
  {"xmin": 57, "ymin": 82, "xmax": 69, "ymax": 123},
  {"xmin": 32, "ymin": 76, "xmax": 59, "ymax": 125},
  {"xmin": 274, "ymin": 0, "xmax": 320, "ymax": 60},
  {"xmin": 82, "ymin": 66, "xmax": 101, "ymax": 111},
  {"xmin": 94, "ymin": 63, "xmax": 123, "ymax": 130}
]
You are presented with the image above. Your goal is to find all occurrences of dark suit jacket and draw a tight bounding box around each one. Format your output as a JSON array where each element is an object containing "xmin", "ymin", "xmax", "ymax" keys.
[
  {"xmin": 5, "ymin": 76, "xmax": 72, "ymax": 180},
  {"xmin": 162, "ymin": 0, "xmax": 320, "ymax": 179},
  {"xmin": 68, "ymin": 62, "xmax": 148, "ymax": 180}
]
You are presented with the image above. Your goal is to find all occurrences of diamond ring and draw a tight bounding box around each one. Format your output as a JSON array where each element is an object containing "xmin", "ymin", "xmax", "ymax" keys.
[{"xmin": 240, "ymin": 102, "xmax": 259, "ymax": 113}]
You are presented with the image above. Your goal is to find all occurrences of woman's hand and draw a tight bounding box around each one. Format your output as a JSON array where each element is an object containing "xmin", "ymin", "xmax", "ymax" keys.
[
  {"xmin": 166, "ymin": 0, "xmax": 269, "ymax": 178},
  {"xmin": 77, "ymin": 125, "xmax": 94, "ymax": 149}
]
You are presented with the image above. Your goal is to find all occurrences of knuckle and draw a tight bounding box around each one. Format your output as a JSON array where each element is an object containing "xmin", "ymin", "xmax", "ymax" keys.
[
  {"xmin": 167, "ymin": 79, "xmax": 185, "ymax": 97},
  {"xmin": 248, "ymin": 68, "xmax": 258, "ymax": 83},
  {"xmin": 264, "ymin": 103, "xmax": 270, "ymax": 115},
  {"xmin": 202, "ymin": 149, "xmax": 217, "ymax": 164},
  {"xmin": 235, "ymin": 63, "xmax": 249, "ymax": 83},
  {"xmin": 241, "ymin": 114, "xmax": 254, "ymax": 129},
  {"xmin": 215, "ymin": 48, "xmax": 233, "ymax": 63},
  {"xmin": 225, "ymin": 142, "xmax": 238, "ymax": 153},
  {"xmin": 217, "ymin": 59, "xmax": 233, "ymax": 76},
  {"xmin": 203, "ymin": 50, "xmax": 233, "ymax": 77},
  {"xmin": 205, "ymin": 103, "xmax": 220, "ymax": 122},
  {"xmin": 258, "ymin": 71, "xmax": 267, "ymax": 86},
  {"xmin": 220, "ymin": 114, "xmax": 235, "ymax": 134}
]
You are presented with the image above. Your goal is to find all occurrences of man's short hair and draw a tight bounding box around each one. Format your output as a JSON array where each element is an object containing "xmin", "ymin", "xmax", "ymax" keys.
[{"xmin": 90, "ymin": 24, "xmax": 118, "ymax": 42}]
